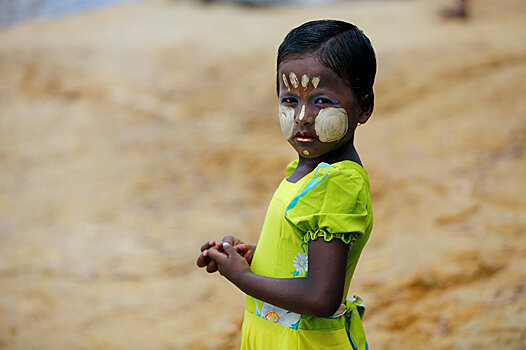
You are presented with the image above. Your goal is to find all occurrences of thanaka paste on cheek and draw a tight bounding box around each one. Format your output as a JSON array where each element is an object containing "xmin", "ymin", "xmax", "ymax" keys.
[
  {"xmin": 278, "ymin": 105, "xmax": 295, "ymax": 139},
  {"xmin": 314, "ymin": 107, "xmax": 349, "ymax": 143},
  {"xmin": 289, "ymin": 72, "xmax": 299, "ymax": 89},
  {"xmin": 282, "ymin": 74, "xmax": 290, "ymax": 91}
]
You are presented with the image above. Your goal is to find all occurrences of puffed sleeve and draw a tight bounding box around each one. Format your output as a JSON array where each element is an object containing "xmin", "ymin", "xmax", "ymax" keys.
[{"xmin": 284, "ymin": 162, "xmax": 372, "ymax": 247}]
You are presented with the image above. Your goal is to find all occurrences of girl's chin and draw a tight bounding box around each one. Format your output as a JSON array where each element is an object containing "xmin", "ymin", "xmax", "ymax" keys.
[
  {"xmin": 289, "ymin": 140, "xmax": 344, "ymax": 159},
  {"xmin": 298, "ymin": 148, "xmax": 321, "ymax": 158}
]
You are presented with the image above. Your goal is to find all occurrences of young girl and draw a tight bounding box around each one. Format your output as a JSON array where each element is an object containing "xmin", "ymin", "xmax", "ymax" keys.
[{"xmin": 197, "ymin": 20, "xmax": 375, "ymax": 350}]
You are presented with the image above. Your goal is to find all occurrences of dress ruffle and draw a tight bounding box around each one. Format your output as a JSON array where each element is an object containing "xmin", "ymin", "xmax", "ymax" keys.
[{"xmin": 302, "ymin": 228, "xmax": 362, "ymax": 246}]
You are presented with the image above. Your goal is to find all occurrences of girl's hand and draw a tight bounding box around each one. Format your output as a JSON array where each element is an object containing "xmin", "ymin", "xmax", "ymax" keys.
[
  {"xmin": 196, "ymin": 239, "xmax": 219, "ymax": 273},
  {"xmin": 222, "ymin": 235, "xmax": 256, "ymax": 266},
  {"xmin": 206, "ymin": 242, "xmax": 251, "ymax": 284},
  {"xmin": 196, "ymin": 236, "xmax": 256, "ymax": 273}
]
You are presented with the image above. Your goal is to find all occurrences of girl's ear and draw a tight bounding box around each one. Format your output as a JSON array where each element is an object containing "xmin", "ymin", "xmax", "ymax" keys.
[{"xmin": 358, "ymin": 94, "xmax": 374, "ymax": 124}]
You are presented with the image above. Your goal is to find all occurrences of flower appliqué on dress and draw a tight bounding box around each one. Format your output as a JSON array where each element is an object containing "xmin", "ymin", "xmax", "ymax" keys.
[
  {"xmin": 291, "ymin": 242, "xmax": 309, "ymax": 277},
  {"xmin": 264, "ymin": 311, "xmax": 280, "ymax": 323},
  {"xmin": 292, "ymin": 252, "xmax": 308, "ymax": 276}
]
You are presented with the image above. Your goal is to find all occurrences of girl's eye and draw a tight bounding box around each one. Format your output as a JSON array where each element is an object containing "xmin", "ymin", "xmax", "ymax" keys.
[
  {"xmin": 313, "ymin": 97, "xmax": 337, "ymax": 105},
  {"xmin": 280, "ymin": 97, "xmax": 299, "ymax": 105}
]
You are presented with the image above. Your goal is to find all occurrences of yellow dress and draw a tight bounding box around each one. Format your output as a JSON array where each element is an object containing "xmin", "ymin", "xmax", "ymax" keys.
[{"xmin": 241, "ymin": 160, "xmax": 373, "ymax": 350}]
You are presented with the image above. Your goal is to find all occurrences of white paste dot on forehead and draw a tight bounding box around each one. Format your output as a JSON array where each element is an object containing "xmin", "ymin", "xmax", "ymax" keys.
[
  {"xmin": 282, "ymin": 73, "xmax": 290, "ymax": 91},
  {"xmin": 303, "ymin": 150, "xmax": 310, "ymax": 156},
  {"xmin": 312, "ymin": 76, "xmax": 320, "ymax": 89},
  {"xmin": 301, "ymin": 74, "xmax": 309, "ymax": 89},
  {"xmin": 278, "ymin": 105, "xmax": 295, "ymax": 140},
  {"xmin": 314, "ymin": 107, "xmax": 348, "ymax": 143},
  {"xmin": 289, "ymin": 72, "xmax": 299, "ymax": 89},
  {"xmin": 298, "ymin": 105, "xmax": 305, "ymax": 121}
]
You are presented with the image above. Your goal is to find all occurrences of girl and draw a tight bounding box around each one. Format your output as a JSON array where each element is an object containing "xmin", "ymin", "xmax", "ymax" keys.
[{"xmin": 197, "ymin": 20, "xmax": 375, "ymax": 350}]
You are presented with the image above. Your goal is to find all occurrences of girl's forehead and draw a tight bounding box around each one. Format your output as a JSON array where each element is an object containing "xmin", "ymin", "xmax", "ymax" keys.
[
  {"xmin": 279, "ymin": 56, "xmax": 331, "ymax": 76},
  {"xmin": 278, "ymin": 56, "xmax": 347, "ymax": 90}
]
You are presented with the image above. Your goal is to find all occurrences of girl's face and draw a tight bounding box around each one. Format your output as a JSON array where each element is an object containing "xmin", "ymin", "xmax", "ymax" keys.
[{"xmin": 278, "ymin": 54, "xmax": 367, "ymax": 159}]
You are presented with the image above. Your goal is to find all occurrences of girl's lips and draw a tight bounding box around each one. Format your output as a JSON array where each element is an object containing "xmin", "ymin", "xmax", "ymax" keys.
[
  {"xmin": 295, "ymin": 136, "xmax": 316, "ymax": 143},
  {"xmin": 295, "ymin": 131, "xmax": 316, "ymax": 143}
]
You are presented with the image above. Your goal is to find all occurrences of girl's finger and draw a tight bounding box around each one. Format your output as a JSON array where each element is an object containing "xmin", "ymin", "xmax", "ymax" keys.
[
  {"xmin": 234, "ymin": 243, "xmax": 251, "ymax": 255},
  {"xmin": 207, "ymin": 246, "xmax": 227, "ymax": 261},
  {"xmin": 200, "ymin": 240, "xmax": 216, "ymax": 252},
  {"xmin": 206, "ymin": 260, "xmax": 218, "ymax": 273},
  {"xmin": 196, "ymin": 253, "xmax": 210, "ymax": 268},
  {"xmin": 244, "ymin": 250, "xmax": 254, "ymax": 264},
  {"xmin": 222, "ymin": 242, "xmax": 237, "ymax": 257},
  {"xmin": 222, "ymin": 235, "xmax": 236, "ymax": 245}
]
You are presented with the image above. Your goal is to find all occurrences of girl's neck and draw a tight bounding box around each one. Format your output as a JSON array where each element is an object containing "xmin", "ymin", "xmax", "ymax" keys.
[{"xmin": 288, "ymin": 141, "xmax": 362, "ymax": 183}]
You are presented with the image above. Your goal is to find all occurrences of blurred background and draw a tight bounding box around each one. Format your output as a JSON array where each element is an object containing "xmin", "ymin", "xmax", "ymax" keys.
[{"xmin": 0, "ymin": 0, "xmax": 525, "ymax": 349}]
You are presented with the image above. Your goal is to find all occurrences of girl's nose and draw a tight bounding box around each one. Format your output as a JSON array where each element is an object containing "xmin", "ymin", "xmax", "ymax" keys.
[{"xmin": 296, "ymin": 105, "xmax": 315, "ymax": 125}]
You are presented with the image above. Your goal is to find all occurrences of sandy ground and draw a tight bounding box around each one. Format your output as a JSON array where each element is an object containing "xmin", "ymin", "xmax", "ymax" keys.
[{"xmin": 0, "ymin": 0, "xmax": 525, "ymax": 349}]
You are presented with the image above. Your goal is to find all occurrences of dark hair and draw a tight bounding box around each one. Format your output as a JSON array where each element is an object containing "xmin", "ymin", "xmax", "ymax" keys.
[{"xmin": 277, "ymin": 20, "xmax": 376, "ymax": 101}]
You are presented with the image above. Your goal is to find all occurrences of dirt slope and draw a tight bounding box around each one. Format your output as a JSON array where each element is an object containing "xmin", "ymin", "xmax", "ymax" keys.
[{"xmin": 0, "ymin": 0, "xmax": 525, "ymax": 349}]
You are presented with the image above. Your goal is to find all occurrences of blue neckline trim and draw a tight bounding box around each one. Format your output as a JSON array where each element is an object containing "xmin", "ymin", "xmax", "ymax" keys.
[{"xmin": 284, "ymin": 162, "xmax": 334, "ymax": 218}]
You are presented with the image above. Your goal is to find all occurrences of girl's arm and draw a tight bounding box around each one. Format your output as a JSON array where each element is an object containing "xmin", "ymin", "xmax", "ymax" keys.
[{"xmin": 207, "ymin": 237, "xmax": 348, "ymax": 318}]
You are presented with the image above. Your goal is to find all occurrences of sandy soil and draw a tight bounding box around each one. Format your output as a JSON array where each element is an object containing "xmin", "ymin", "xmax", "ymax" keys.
[{"xmin": 0, "ymin": 0, "xmax": 525, "ymax": 349}]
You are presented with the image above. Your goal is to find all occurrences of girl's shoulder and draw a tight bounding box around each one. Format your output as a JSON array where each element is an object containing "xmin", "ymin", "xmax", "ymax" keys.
[
  {"xmin": 306, "ymin": 160, "xmax": 370, "ymax": 203},
  {"xmin": 284, "ymin": 159, "xmax": 373, "ymax": 246},
  {"xmin": 285, "ymin": 159, "xmax": 369, "ymax": 185},
  {"xmin": 318, "ymin": 160, "xmax": 369, "ymax": 184}
]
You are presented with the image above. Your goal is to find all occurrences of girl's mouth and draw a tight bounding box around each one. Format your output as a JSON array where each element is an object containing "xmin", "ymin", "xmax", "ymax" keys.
[{"xmin": 295, "ymin": 131, "xmax": 316, "ymax": 143}]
